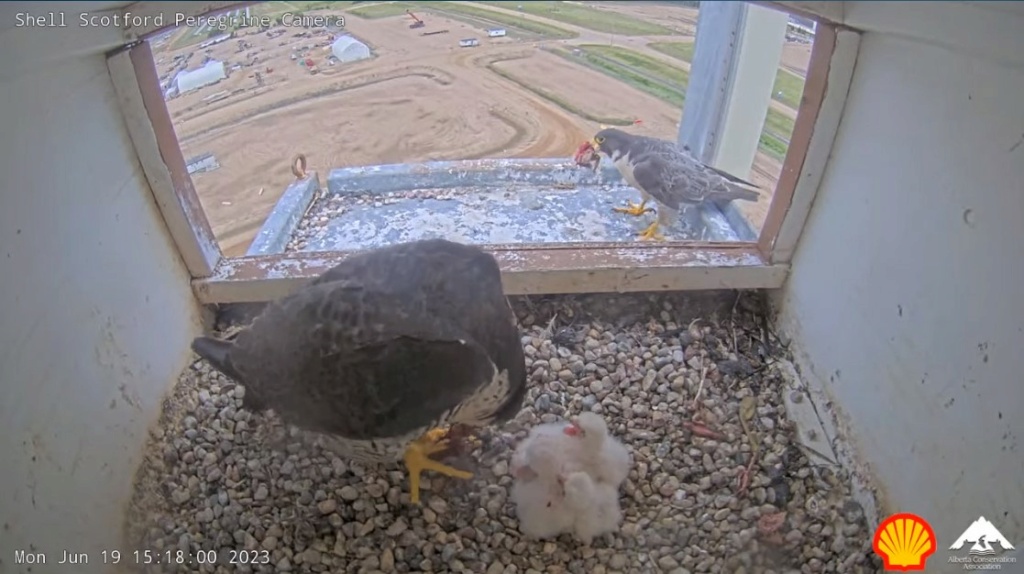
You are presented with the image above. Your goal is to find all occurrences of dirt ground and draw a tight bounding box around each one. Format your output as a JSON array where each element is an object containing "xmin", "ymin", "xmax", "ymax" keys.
[
  {"xmin": 781, "ymin": 41, "xmax": 813, "ymax": 77},
  {"xmin": 154, "ymin": 2, "xmax": 809, "ymax": 255}
]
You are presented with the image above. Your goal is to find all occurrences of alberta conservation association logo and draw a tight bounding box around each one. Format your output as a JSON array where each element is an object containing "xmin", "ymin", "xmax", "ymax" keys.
[
  {"xmin": 948, "ymin": 516, "xmax": 1017, "ymax": 570},
  {"xmin": 872, "ymin": 512, "xmax": 937, "ymax": 571}
]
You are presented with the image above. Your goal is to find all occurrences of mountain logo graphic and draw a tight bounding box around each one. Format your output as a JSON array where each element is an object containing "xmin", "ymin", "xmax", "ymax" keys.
[{"xmin": 949, "ymin": 517, "xmax": 1016, "ymax": 556}]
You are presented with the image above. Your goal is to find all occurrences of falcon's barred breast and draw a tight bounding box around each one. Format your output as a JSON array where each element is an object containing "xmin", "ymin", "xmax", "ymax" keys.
[
  {"xmin": 590, "ymin": 128, "xmax": 762, "ymax": 240},
  {"xmin": 191, "ymin": 239, "xmax": 528, "ymax": 503}
]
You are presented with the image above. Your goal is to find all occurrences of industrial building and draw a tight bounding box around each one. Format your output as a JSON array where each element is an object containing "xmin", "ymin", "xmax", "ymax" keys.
[
  {"xmin": 185, "ymin": 152, "xmax": 220, "ymax": 175},
  {"xmin": 330, "ymin": 35, "xmax": 371, "ymax": 63},
  {"xmin": 174, "ymin": 59, "xmax": 226, "ymax": 93}
]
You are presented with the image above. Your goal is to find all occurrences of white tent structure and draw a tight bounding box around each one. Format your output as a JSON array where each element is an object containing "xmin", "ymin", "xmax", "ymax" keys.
[
  {"xmin": 175, "ymin": 60, "xmax": 226, "ymax": 94},
  {"xmin": 331, "ymin": 35, "xmax": 371, "ymax": 63}
]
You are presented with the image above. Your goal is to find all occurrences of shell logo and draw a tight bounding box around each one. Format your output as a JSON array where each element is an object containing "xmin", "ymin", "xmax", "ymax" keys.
[{"xmin": 872, "ymin": 512, "xmax": 937, "ymax": 571}]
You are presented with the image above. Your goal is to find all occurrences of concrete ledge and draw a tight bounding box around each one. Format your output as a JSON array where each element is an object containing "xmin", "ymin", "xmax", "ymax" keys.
[
  {"xmin": 720, "ymin": 202, "xmax": 759, "ymax": 241},
  {"xmin": 246, "ymin": 173, "xmax": 320, "ymax": 256},
  {"xmin": 251, "ymin": 159, "xmax": 760, "ymax": 255},
  {"xmin": 326, "ymin": 158, "xmax": 614, "ymax": 195}
]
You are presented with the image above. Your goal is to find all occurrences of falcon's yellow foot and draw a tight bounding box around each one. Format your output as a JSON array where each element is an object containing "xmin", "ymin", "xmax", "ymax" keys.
[
  {"xmin": 423, "ymin": 427, "xmax": 450, "ymax": 443},
  {"xmin": 403, "ymin": 429, "xmax": 474, "ymax": 505},
  {"xmin": 637, "ymin": 221, "xmax": 665, "ymax": 241},
  {"xmin": 613, "ymin": 200, "xmax": 654, "ymax": 217}
]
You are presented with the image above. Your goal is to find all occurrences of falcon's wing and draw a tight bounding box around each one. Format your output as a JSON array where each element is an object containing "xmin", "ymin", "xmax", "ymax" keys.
[
  {"xmin": 230, "ymin": 281, "xmax": 503, "ymax": 440},
  {"xmin": 633, "ymin": 147, "xmax": 762, "ymax": 208},
  {"xmin": 305, "ymin": 334, "xmax": 499, "ymax": 439},
  {"xmin": 630, "ymin": 134, "xmax": 761, "ymax": 201},
  {"xmin": 630, "ymin": 153, "xmax": 705, "ymax": 209},
  {"xmin": 310, "ymin": 238, "xmax": 528, "ymax": 425}
]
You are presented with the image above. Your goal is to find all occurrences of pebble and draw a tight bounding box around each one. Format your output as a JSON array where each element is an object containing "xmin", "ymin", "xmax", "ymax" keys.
[
  {"xmin": 123, "ymin": 293, "xmax": 880, "ymax": 573},
  {"xmin": 317, "ymin": 499, "xmax": 337, "ymax": 515}
]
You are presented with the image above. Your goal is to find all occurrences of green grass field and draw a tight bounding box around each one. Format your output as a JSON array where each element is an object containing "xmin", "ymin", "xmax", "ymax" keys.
[
  {"xmin": 554, "ymin": 47, "xmax": 685, "ymax": 108},
  {"xmin": 649, "ymin": 40, "xmax": 806, "ymax": 111},
  {"xmin": 421, "ymin": 1, "xmax": 576, "ymax": 38},
  {"xmin": 289, "ymin": 1, "xmax": 356, "ymax": 10},
  {"xmin": 579, "ymin": 44, "xmax": 688, "ymax": 89},
  {"xmin": 253, "ymin": 1, "xmax": 353, "ymax": 17},
  {"xmin": 565, "ymin": 44, "xmax": 795, "ymax": 159},
  {"xmin": 488, "ymin": 62, "xmax": 634, "ymax": 126},
  {"xmin": 347, "ymin": 2, "xmax": 411, "ymax": 18},
  {"xmin": 476, "ymin": 0, "xmax": 675, "ymax": 36},
  {"xmin": 348, "ymin": 1, "xmax": 576, "ymax": 39},
  {"xmin": 649, "ymin": 41, "xmax": 695, "ymax": 63},
  {"xmin": 771, "ymin": 69, "xmax": 805, "ymax": 110},
  {"xmin": 763, "ymin": 108, "xmax": 795, "ymax": 143}
]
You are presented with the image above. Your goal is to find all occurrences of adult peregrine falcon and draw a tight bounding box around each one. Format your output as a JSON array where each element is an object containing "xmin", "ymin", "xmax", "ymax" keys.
[
  {"xmin": 589, "ymin": 128, "xmax": 762, "ymax": 240},
  {"xmin": 191, "ymin": 239, "xmax": 528, "ymax": 505}
]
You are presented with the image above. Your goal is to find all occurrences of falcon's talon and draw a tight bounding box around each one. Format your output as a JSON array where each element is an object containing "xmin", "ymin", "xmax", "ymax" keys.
[
  {"xmin": 404, "ymin": 432, "xmax": 474, "ymax": 505},
  {"xmin": 637, "ymin": 221, "xmax": 665, "ymax": 241},
  {"xmin": 423, "ymin": 427, "xmax": 450, "ymax": 443},
  {"xmin": 613, "ymin": 201, "xmax": 652, "ymax": 217}
]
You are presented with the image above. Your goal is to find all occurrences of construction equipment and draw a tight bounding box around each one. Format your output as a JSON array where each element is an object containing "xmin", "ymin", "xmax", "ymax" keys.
[{"xmin": 406, "ymin": 10, "xmax": 425, "ymax": 29}]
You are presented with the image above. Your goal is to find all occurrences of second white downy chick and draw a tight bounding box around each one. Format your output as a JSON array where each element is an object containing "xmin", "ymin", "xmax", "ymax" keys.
[
  {"xmin": 564, "ymin": 411, "xmax": 631, "ymax": 488},
  {"xmin": 509, "ymin": 412, "xmax": 630, "ymax": 488},
  {"xmin": 509, "ymin": 420, "xmax": 571, "ymax": 481},
  {"xmin": 510, "ymin": 438, "xmax": 575, "ymax": 539},
  {"xmin": 563, "ymin": 471, "xmax": 624, "ymax": 545}
]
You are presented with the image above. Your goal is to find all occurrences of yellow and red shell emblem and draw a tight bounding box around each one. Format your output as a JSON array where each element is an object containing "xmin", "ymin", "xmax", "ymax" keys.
[{"xmin": 872, "ymin": 512, "xmax": 937, "ymax": 571}]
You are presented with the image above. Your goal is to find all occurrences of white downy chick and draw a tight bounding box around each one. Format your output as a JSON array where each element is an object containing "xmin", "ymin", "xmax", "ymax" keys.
[
  {"xmin": 563, "ymin": 471, "xmax": 624, "ymax": 545},
  {"xmin": 510, "ymin": 436, "xmax": 575, "ymax": 540},
  {"xmin": 509, "ymin": 420, "xmax": 578, "ymax": 481},
  {"xmin": 564, "ymin": 411, "xmax": 631, "ymax": 488}
]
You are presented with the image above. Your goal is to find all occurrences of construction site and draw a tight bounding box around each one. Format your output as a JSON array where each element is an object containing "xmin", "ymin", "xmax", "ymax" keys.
[{"xmin": 151, "ymin": 1, "xmax": 812, "ymax": 255}]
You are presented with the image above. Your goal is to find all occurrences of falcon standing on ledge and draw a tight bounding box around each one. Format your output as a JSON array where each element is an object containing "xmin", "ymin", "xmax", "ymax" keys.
[
  {"xmin": 587, "ymin": 128, "xmax": 762, "ymax": 240},
  {"xmin": 192, "ymin": 239, "xmax": 528, "ymax": 505}
]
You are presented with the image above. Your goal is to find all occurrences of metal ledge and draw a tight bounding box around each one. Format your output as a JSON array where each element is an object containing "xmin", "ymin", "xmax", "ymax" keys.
[
  {"xmin": 246, "ymin": 158, "xmax": 760, "ymax": 256},
  {"xmin": 246, "ymin": 172, "xmax": 320, "ymax": 256}
]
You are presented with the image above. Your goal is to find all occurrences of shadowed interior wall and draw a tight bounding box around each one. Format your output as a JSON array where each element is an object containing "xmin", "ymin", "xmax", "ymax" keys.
[
  {"xmin": 0, "ymin": 16, "xmax": 202, "ymax": 570},
  {"xmin": 777, "ymin": 27, "xmax": 1024, "ymax": 567}
]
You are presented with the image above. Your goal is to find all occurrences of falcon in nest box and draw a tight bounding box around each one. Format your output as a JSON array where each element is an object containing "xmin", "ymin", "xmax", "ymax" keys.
[
  {"xmin": 191, "ymin": 239, "xmax": 528, "ymax": 505},
  {"xmin": 586, "ymin": 128, "xmax": 762, "ymax": 240}
]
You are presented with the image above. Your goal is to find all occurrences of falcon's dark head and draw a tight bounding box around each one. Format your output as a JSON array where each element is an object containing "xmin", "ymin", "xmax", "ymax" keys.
[{"xmin": 591, "ymin": 128, "xmax": 632, "ymax": 161}]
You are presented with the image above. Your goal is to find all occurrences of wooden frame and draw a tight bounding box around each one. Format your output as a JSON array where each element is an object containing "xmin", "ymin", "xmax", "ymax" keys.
[
  {"xmin": 108, "ymin": 41, "xmax": 222, "ymax": 277},
  {"xmin": 757, "ymin": 23, "xmax": 860, "ymax": 263},
  {"xmin": 107, "ymin": 1, "xmax": 857, "ymax": 303},
  {"xmin": 194, "ymin": 242, "xmax": 787, "ymax": 303}
]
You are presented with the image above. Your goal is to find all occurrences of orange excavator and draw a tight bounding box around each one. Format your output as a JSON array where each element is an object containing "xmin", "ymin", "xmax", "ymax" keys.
[{"xmin": 406, "ymin": 10, "xmax": 425, "ymax": 29}]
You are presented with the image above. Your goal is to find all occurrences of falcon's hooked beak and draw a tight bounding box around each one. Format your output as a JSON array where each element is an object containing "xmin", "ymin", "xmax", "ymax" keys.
[{"xmin": 590, "ymin": 137, "xmax": 602, "ymax": 152}]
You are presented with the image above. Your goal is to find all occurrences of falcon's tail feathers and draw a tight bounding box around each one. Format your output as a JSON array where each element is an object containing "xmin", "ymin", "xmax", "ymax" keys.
[
  {"xmin": 192, "ymin": 336, "xmax": 242, "ymax": 381},
  {"xmin": 707, "ymin": 165, "xmax": 762, "ymax": 201},
  {"xmin": 712, "ymin": 187, "xmax": 760, "ymax": 202}
]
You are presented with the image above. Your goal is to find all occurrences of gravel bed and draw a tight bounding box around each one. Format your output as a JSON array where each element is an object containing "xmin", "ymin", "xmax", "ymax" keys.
[{"xmin": 124, "ymin": 293, "xmax": 882, "ymax": 574}]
